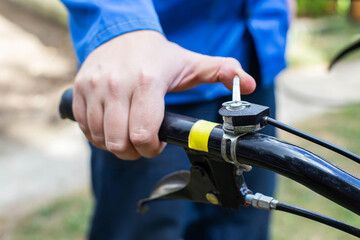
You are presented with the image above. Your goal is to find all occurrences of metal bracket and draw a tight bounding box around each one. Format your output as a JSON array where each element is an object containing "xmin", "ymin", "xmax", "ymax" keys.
[{"xmin": 221, "ymin": 132, "xmax": 252, "ymax": 172}]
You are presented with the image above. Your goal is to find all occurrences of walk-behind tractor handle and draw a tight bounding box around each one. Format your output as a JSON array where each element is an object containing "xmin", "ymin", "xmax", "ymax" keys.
[{"xmin": 59, "ymin": 88, "xmax": 360, "ymax": 237}]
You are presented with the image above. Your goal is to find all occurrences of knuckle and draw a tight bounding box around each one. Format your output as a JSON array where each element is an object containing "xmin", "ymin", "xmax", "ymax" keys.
[
  {"xmin": 75, "ymin": 73, "xmax": 101, "ymax": 91},
  {"xmin": 106, "ymin": 141, "xmax": 128, "ymax": 154},
  {"xmin": 106, "ymin": 140, "xmax": 141, "ymax": 160},
  {"xmin": 225, "ymin": 57, "xmax": 241, "ymax": 67},
  {"xmin": 214, "ymin": 57, "xmax": 242, "ymax": 83},
  {"xmin": 88, "ymin": 73, "xmax": 102, "ymax": 89},
  {"xmin": 130, "ymin": 128, "xmax": 154, "ymax": 146},
  {"xmin": 89, "ymin": 77, "xmax": 98, "ymax": 89},
  {"xmin": 91, "ymin": 134, "xmax": 105, "ymax": 144},
  {"xmin": 107, "ymin": 74, "xmax": 121, "ymax": 97},
  {"xmin": 214, "ymin": 59, "xmax": 225, "ymax": 82},
  {"xmin": 74, "ymin": 78, "xmax": 85, "ymax": 92}
]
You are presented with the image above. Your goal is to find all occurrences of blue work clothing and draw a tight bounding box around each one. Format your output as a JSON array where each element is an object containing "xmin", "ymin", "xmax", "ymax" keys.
[
  {"xmin": 61, "ymin": 0, "xmax": 289, "ymax": 105},
  {"xmin": 59, "ymin": 0, "xmax": 289, "ymax": 239},
  {"xmin": 89, "ymin": 86, "xmax": 277, "ymax": 240}
]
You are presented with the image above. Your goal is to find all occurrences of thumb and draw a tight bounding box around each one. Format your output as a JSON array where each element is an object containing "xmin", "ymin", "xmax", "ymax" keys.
[{"xmin": 173, "ymin": 53, "xmax": 256, "ymax": 94}]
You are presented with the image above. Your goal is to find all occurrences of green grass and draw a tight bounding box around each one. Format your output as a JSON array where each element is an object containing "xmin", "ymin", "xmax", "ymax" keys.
[
  {"xmin": 271, "ymin": 104, "xmax": 360, "ymax": 240},
  {"xmin": 11, "ymin": 192, "xmax": 92, "ymax": 240},
  {"xmin": 6, "ymin": 105, "xmax": 360, "ymax": 239}
]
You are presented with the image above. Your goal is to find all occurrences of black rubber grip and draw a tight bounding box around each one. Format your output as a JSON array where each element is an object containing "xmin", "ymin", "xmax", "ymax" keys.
[{"xmin": 59, "ymin": 88, "xmax": 75, "ymax": 121}]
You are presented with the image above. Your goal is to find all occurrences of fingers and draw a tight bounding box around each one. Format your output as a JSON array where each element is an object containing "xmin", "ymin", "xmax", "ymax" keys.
[
  {"xmin": 86, "ymin": 95, "xmax": 105, "ymax": 149},
  {"xmin": 129, "ymin": 77, "xmax": 166, "ymax": 158},
  {"xmin": 234, "ymin": 66, "xmax": 257, "ymax": 95},
  {"xmin": 176, "ymin": 53, "xmax": 256, "ymax": 94},
  {"xmin": 74, "ymin": 76, "xmax": 107, "ymax": 150},
  {"xmin": 74, "ymin": 76, "xmax": 140, "ymax": 160},
  {"xmin": 71, "ymin": 31, "xmax": 255, "ymax": 161},
  {"xmin": 205, "ymin": 56, "xmax": 256, "ymax": 94},
  {"xmin": 103, "ymin": 87, "xmax": 140, "ymax": 160},
  {"xmin": 73, "ymin": 87, "xmax": 92, "ymax": 141}
]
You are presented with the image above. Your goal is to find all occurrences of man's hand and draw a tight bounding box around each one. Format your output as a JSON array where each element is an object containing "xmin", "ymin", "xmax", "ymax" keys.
[{"xmin": 73, "ymin": 30, "xmax": 256, "ymax": 160}]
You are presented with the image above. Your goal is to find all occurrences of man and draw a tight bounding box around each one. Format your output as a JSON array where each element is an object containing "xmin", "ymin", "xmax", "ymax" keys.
[{"xmin": 61, "ymin": 0, "xmax": 290, "ymax": 239}]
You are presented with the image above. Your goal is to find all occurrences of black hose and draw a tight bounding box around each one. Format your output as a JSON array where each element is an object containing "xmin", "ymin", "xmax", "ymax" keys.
[
  {"xmin": 329, "ymin": 40, "xmax": 360, "ymax": 70},
  {"xmin": 265, "ymin": 117, "xmax": 360, "ymax": 165},
  {"xmin": 276, "ymin": 202, "xmax": 360, "ymax": 238}
]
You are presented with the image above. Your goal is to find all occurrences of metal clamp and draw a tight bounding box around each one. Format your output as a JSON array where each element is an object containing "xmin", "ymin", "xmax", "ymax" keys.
[
  {"xmin": 221, "ymin": 132, "xmax": 252, "ymax": 172},
  {"xmin": 245, "ymin": 193, "xmax": 279, "ymax": 210}
]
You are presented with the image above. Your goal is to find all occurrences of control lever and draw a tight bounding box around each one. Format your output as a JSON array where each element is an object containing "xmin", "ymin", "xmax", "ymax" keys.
[{"xmin": 138, "ymin": 76, "xmax": 270, "ymax": 211}]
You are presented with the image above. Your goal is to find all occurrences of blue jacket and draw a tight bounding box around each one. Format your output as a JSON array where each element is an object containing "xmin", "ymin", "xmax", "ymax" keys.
[{"xmin": 61, "ymin": 0, "xmax": 289, "ymax": 105}]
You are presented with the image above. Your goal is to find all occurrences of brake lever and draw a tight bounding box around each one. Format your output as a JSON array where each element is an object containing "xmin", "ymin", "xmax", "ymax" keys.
[
  {"xmin": 138, "ymin": 76, "xmax": 269, "ymax": 212},
  {"xmin": 138, "ymin": 149, "xmax": 252, "ymax": 212}
]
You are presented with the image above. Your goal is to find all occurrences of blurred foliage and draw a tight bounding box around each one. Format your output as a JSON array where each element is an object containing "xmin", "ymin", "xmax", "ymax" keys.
[
  {"xmin": 6, "ymin": 0, "xmax": 67, "ymax": 25},
  {"xmin": 287, "ymin": 14, "xmax": 360, "ymax": 67},
  {"xmin": 297, "ymin": 0, "xmax": 351, "ymax": 17}
]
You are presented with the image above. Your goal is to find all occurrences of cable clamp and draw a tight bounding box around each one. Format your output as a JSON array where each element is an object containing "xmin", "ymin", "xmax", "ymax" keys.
[{"xmin": 221, "ymin": 132, "xmax": 252, "ymax": 172}]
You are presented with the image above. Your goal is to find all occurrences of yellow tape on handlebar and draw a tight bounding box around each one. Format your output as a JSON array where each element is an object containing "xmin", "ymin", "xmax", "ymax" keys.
[{"xmin": 188, "ymin": 120, "xmax": 220, "ymax": 152}]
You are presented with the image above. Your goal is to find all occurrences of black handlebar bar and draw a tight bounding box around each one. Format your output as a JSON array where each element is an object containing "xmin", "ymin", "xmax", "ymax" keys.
[
  {"xmin": 59, "ymin": 88, "xmax": 76, "ymax": 121},
  {"xmin": 159, "ymin": 112, "xmax": 360, "ymax": 215},
  {"xmin": 59, "ymin": 88, "xmax": 360, "ymax": 215}
]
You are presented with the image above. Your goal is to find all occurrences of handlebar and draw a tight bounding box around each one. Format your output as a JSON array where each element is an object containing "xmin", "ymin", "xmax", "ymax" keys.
[
  {"xmin": 59, "ymin": 88, "xmax": 360, "ymax": 215},
  {"xmin": 158, "ymin": 112, "xmax": 360, "ymax": 215}
]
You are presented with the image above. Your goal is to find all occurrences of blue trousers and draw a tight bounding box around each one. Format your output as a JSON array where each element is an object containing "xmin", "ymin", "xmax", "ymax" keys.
[{"xmin": 89, "ymin": 85, "xmax": 276, "ymax": 240}]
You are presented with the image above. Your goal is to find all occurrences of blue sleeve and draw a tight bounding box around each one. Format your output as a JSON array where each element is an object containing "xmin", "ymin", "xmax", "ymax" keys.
[
  {"xmin": 246, "ymin": 0, "xmax": 289, "ymax": 86},
  {"xmin": 61, "ymin": 0, "xmax": 163, "ymax": 63}
]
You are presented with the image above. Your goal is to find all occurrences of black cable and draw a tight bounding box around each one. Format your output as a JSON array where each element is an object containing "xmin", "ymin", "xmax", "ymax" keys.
[
  {"xmin": 329, "ymin": 40, "xmax": 360, "ymax": 70},
  {"xmin": 265, "ymin": 117, "xmax": 360, "ymax": 165},
  {"xmin": 276, "ymin": 202, "xmax": 360, "ymax": 238}
]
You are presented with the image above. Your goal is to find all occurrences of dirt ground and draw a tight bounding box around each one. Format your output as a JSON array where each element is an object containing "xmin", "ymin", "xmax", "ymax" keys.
[
  {"xmin": 0, "ymin": 1, "xmax": 89, "ymax": 235},
  {"xmin": 0, "ymin": 0, "xmax": 75, "ymax": 129}
]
